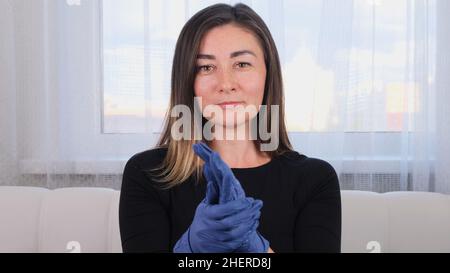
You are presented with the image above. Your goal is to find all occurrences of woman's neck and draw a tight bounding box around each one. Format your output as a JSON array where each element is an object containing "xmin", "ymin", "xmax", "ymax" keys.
[{"xmin": 209, "ymin": 139, "xmax": 270, "ymax": 169}]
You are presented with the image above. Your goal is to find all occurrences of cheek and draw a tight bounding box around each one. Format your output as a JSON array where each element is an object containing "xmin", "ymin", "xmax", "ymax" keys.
[
  {"xmin": 237, "ymin": 71, "xmax": 266, "ymax": 105},
  {"xmin": 194, "ymin": 77, "xmax": 216, "ymax": 107}
]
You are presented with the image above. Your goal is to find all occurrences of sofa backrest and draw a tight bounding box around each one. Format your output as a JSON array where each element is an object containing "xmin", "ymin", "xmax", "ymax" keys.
[
  {"xmin": 0, "ymin": 186, "xmax": 449, "ymax": 253},
  {"xmin": 0, "ymin": 186, "xmax": 121, "ymax": 253},
  {"xmin": 341, "ymin": 190, "xmax": 450, "ymax": 252}
]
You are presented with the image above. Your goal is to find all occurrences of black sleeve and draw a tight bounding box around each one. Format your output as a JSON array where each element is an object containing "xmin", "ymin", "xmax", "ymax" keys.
[
  {"xmin": 294, "ymin": 159, "xmax": 342, "ymax": 252},
  {"xmin": 119, "ymin": 157, "xmax": 171, "ymax": 252}
]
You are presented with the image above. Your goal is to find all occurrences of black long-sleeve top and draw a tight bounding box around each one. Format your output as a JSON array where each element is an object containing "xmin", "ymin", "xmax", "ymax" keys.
[{"xmin": 119, "ymin": 147, "xmax": 341, "ymax": 253}]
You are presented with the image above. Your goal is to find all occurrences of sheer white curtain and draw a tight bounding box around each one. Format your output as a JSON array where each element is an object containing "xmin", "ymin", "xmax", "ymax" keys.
[{"xmin": 1, "ymin": 0, "xmax": 449, "ymax": 193}]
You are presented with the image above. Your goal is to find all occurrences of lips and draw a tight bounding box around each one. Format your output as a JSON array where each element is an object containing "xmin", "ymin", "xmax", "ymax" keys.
[{"xmin": 216, "ymin": 101, "xmax": 244, "ymax": 108}]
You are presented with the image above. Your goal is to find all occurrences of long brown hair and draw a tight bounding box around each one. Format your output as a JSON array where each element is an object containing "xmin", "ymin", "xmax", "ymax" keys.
[{"xmin": 148, "ymin": 3, "xmax": 293, "ymax": 188}]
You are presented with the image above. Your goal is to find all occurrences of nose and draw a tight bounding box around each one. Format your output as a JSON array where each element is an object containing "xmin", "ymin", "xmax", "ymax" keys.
[{"xmin": 218, "ymin": 68, "xmax": 237, "ymax": 93}]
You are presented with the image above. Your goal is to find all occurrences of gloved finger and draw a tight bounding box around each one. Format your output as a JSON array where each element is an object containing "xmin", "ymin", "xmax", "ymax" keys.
[
  {"xmin": 196, "ymin": 230, "xmax": 244, "ymax": 252},
  {"xmin": 217, "ymin": 218, "xmax": 259, "ymax": 242},
  {"xmin": 203, "ymin": 198, "xmax": 261, "ymax": 231},
  {"xmin": 207, "ymin": 154, "xmax": 238, "ymax": 203},
  {"xmin": 194, "ymin": 142, "xmax": 247, "ymax": 203},
  {"xmin": 209, "ymin": 153, "xmax": 246, "ymax": 202},
  {"xmin": 235, "ymin": 228, "xmax": 269, "ymax": 253},
  {"xmin": 216, "ymin": 199, "xmax": 262, "ymax": 228},
  {"xmin": 194, "ymin": 143, "xmax": 221, "ymax": 204},
  {"xmin": 203, "ymin": 164, "xmax": 219, "ymax": 204},
  {"xmin": 222, "ymin": 168, "xmax": 246, "ymax": 200},
  {"xmin": 194, "ymin": 143, "xmax": 246, "ymax": 202},
  {"xmin": 193, "ymin": 142, "xmax": 213, "ymax": 163},
  {"xmin": 192, "ymin": 144, "xmax": 229, "ymax": 202},
  {"xmin": 234, "ymin": 220, "xmax": 261, "ymax": 251},
  {"xmin": 209, "ymin": 212, "xmax": 261, "ymax": 240},
  {"xmin": 203, "ymin": 197, "xmax": 253, "ymax": 220},
  {"xmin": 234, "ymin": 209, "xmax": 261, "ymax": 226},
  {"xmin": 198, "ymin": 141, "xmax": 214, "ymax": 153},
  {"xmin": 206, "ymin": 205, "xmax": 260, "ymax": 232},
  {"xmin": 204, "ymin": 155, "xmax": 228, "ymax": 202},
  {"xmin": 204, "ymin": 197, "xmax": 254, "ymax": 220}
]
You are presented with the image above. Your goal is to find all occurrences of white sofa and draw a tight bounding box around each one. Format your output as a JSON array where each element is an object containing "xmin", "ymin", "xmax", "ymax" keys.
[{"xmin": 0, "ymin": 186, "xmax": 449, "ymax": 253}]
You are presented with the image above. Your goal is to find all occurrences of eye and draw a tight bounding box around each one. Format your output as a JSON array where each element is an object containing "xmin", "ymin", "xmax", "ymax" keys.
[
  {"xmin": 236, "ymin": 62, "xmax": 251, "ymax": 68},
  {"xmin": 196, "ymin": 65, "xmax": 215, "ymax": 73}
]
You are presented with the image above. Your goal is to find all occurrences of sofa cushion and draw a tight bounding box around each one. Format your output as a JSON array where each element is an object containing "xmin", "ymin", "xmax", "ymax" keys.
[{"xmin": 0, "ymin": 186, "xmax": 49, "ymax": 252}]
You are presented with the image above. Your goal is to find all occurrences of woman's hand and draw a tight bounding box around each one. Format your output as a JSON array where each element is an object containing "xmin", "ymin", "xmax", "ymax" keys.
[
  {"xmin": 193, "ymin": 142, "xmax": 246, "ymax": 203},
  {"xmin": 192, "ymin": 142, "xmax": 270, "ymax": 253},
  {"xmin": 173, "ymin": 195, "xmax": 262, "ymax": 253}
]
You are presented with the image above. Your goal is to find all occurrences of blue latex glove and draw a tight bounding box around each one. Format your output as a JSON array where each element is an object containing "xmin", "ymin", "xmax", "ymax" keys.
[
  {"xmin": 192, "ymin": 142, "xmax": 270, "ymax": 253},
  {"xmin": 193, "ymin": 142, "xmax": 245, "ymax": 203},
  {"xmin": 173, "ymin": 191, "xmax": 262, "ymax": 252}
]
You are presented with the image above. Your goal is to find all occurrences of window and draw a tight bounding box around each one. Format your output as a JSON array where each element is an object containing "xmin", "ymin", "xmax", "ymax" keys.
[
  {"xmin": 101, "ymin": 0, "xmax": 435, "ymax": 136},
  {"xmin": 101, "ymin": 0, "xmax": 185, "ymax": 134}
]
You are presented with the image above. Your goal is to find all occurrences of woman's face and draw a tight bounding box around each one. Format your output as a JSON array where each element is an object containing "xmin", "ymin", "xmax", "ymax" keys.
[{"xmin": 194, "ymin": 24, "xmax": 267, "ymax": 128}]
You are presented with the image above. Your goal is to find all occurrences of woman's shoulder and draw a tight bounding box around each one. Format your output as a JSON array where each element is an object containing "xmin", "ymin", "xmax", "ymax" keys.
[
  {"xmin": 125, "ymin": 146, "xmax": 168, "ymax": 171},
  {"xmin": 121, "ymin": 146, "xmax": 169, "ymax": 193},
  {"xmin": 280, "ymin": 150, "xmax": 340, "ymax": 200},
  {"xmin": 278, "ymin": 150, "xmax": 337, "ymax": 178}
]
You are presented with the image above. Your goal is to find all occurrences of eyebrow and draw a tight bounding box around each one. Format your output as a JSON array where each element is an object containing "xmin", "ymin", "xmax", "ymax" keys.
[{"xmin": 197, "ymin": 50, "xmax": 257, "ymax": 60}]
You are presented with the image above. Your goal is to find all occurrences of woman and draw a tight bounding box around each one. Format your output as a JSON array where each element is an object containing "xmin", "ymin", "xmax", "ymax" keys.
[{"xmin": 119, "ymin": 3, "xmax": 341, "ymax": 253}]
